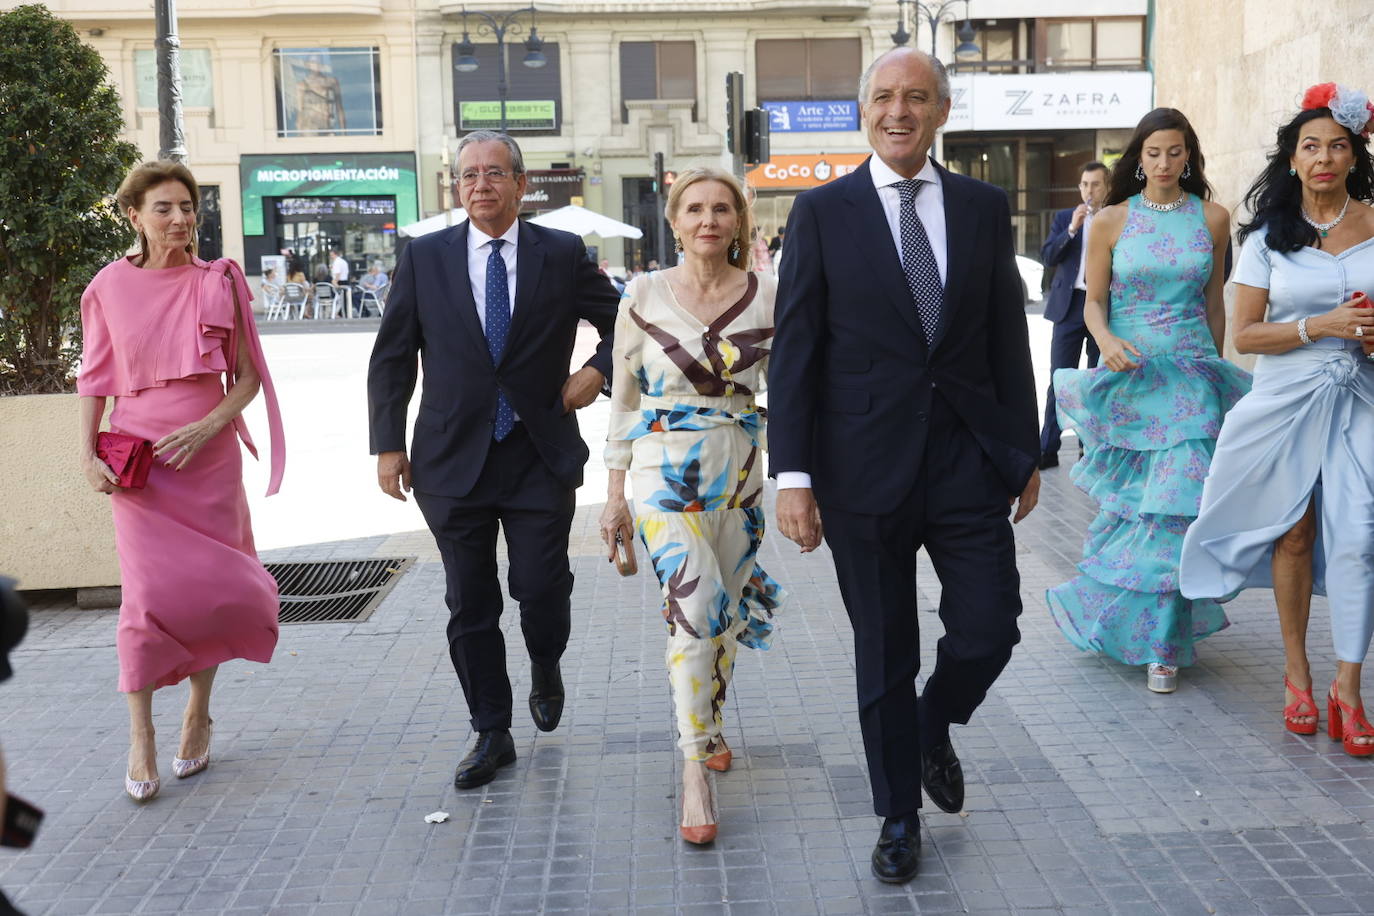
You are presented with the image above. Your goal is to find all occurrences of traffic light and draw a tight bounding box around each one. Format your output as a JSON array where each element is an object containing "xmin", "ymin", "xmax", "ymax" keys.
[
  {"xmin": 653, "ymin": 151, "xmax": 665, "ymax": 194},
  {"xmin": 743, "ymin": 108, "xmax": 770, "ymax": 167},
  {"xmin": 726, "ymin": 72, "xmax": 745, "ymax": 155}
]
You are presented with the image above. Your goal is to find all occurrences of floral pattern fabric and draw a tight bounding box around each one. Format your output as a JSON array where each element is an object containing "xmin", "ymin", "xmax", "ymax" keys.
[
  {"xmin": 606, "ymin": 271, "xmax": 786, "ymax": 759},
  {"xmin": 1046, "ymin": 194, "xmax": 1251, "ymax": 667}
]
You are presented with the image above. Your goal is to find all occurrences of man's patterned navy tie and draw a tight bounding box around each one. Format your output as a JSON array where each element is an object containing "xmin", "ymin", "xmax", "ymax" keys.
[
  {"xmin": 485, "ymin": 239, "xmax": 515, "ymax": 440},
  {"xmin": 895, "ymin": 179, "xmax": 943, "ymax": 344}
]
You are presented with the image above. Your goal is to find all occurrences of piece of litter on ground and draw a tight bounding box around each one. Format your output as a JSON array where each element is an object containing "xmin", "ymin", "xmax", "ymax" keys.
[
  {"xmin": 958, "ymin": 811, "xmax": 970, "ymax": 818},
  {"xmin": 424, "ymin": 811, "xmax": 450, "ymax": 824},
  {"xmin": 1194, "ymin": 790, "xmax": 1202, "ymax": 796},
  {"xmin": 289, "ymin": 651, "xmax": 298, "ymax": 656},
  {"xmin": 482, "ymin": 799, "xmax": 493, "ymax": 804}
]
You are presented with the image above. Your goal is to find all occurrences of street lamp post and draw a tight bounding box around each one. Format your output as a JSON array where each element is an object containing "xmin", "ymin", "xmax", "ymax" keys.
[
  {"xmin": 153, "ymin": 0, "xmax": 187, "ymax": 163},
  {"xmin": 892, "ymin": 0, "xmax": 981, "ymax": 61},
  {"xmin": 452, "ymin": 5, "xmax": 547, "ymax": 133}
]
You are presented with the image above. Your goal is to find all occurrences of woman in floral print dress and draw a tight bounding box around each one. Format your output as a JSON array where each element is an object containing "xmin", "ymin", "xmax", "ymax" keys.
[
  {"xmin": 1046, "ymin": 109, "xmax": 1250, "ymax": 693},
  {"xmin": 601, "ymin": 167, "xmax": 784, "ymax": 845}
]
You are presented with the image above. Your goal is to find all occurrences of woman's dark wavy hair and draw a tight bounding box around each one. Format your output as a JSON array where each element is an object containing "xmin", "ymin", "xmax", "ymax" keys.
[
  {"xmin": 1106, "ymin": 108, "xmax": 1213, "ymax": 206},
  {"xmin": 1237, "ymin": 107, "xmax": 1374, "ymax": 251}
]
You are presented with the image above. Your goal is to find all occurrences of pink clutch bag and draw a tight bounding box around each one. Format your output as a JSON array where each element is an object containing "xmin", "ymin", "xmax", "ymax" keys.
[{"xmin": 96, "ymin": 431, "xmax": 154, "ymax": 489}]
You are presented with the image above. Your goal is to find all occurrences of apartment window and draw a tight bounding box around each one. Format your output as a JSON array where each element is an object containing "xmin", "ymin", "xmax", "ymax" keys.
[
  {"xmin": 1039, "ymin": 18, "xmax": 1145, "ymax": 70},
  {"xmin": 620, "ymin": 41, "xmax": 696, "ymax": 122},
  {"xmin": 453, "ymin": 42, "xmax": 563, "ymax": 133},
  {"xmin": 960, "ymin": 20, "xmax": 1021, "ymax": 73},
  {"xmin": 274, "ymin": 48, "xmax": 382, "ymax": 137},
  {"xmin": 756, "ymin": 38, "xmax": 861, "ymax": 100}
]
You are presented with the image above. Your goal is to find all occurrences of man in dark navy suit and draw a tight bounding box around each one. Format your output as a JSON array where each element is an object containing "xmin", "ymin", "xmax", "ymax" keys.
[
  {"xmin": 367, "ymin": 131, "xmax": 618, "ymax": 790},
  {"xmin": 770, "ymin": 48, "xmax": 1040, "ymax": 883},
  {"xmin": 1037, "ymin": 161, "xmax": 1108, "ymax": 467}
]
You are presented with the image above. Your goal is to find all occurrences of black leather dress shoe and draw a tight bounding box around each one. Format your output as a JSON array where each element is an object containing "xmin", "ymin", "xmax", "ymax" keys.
[
  {"xmin": 921, "ymin": 739, "xmax": 965, "ymax": 813},
  {"xmin": 529, "ymin": 663, "xmax": 565, "ymax": 732},
  {"xmin": 453, "ymin": 729, "xmax": 516, "ymax": 789},
  {"xmin": 1038, "ymin": 452, "xmax": 1060, "ymax": 469},
  {"xmin": 871, "ymin": 815, "xmax": 921, "ymax": 883}
]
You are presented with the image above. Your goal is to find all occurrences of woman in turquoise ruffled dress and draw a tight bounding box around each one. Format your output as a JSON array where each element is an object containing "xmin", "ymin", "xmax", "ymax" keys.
[{"xmin": 1047, "ymin": 108, "xmax": 1251, "ymax": 693}]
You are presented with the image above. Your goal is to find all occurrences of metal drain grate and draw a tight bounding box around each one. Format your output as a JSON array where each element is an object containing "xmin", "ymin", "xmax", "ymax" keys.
[{"xmin": 264, "ymin": 557, "xmax": 415, "ymax": 625}]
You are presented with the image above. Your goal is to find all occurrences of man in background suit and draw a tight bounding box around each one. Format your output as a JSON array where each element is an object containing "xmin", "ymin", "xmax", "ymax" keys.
[
  {"xmin": 770, "ymin": 48, "xmax": 1040, "ymax": 883},
  {"xmin": 367, "ymin": 130, "xmax": 619, "ymax": 790},
  {"xmin": 1038, "ymin": 160, "xmax": 1108, "ymax": 467}
]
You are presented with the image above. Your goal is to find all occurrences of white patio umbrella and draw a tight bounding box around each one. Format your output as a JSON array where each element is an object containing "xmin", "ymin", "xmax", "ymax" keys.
[
  {"xmin": 398, "ymin": 208, "xmax": 467, "ymax": 238},
  {"xmin": 529, "ymin": 204, "xmax": 643, "ymax": 239}
]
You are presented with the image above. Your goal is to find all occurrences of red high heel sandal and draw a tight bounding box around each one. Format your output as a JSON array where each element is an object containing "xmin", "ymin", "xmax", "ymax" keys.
[
  {"xmin": 1327, "ymin": 682, "xmax": 1374, "ymax": 757},
  {"xmin": 1283, "ymin": 676, "xmax": 1319, "ymax": 736}
]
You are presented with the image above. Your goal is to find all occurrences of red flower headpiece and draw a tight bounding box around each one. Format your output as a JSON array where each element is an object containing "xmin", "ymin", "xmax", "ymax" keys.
[{"xmin": 1301, "ymin": 82, "xmax": 1374, "ymax": 138}]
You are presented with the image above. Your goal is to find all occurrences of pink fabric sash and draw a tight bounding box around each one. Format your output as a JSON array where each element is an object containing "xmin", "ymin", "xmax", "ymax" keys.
[{"xmin": 208, "ymin": 258, "xmax": 287, "ymax": 496}]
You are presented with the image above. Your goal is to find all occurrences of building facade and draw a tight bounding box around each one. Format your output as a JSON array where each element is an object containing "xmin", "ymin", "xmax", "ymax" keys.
[
  {"xmin": 20, "ymin": 0, "xmax": 421, "ymax": 282},
  {"xmin": 23, "ymin": 0, "xmax": 1159, "ymax": 275}
]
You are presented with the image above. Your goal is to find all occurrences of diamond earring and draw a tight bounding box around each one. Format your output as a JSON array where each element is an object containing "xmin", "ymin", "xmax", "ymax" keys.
[
  {"xmin": 674, "ymin": 236, "xmax": 683, "ymax": 254},
  {"xmin": 729, "ymin": 240, "xmax": 740, "ymax": 260},
  {"xmin": 1182, "ymin": 162, "xmax": 1192, "ymax": 179},
  {"xmin": 1135, "ymin": 163, "xmax": 1145, "ymax": 181}
]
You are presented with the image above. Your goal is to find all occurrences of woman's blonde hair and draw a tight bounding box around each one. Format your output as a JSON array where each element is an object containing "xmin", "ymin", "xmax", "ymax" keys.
[
  {"xmin": 115, "ymin": 160, "xmax": 200, "ymax": 261},
  {"xmin": 664, "ymin": 166, "xmax": 753, "ymax": 270}
]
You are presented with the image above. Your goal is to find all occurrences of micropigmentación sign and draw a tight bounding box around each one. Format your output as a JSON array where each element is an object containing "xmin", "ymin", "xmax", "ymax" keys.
[{"xmin": 239, "ymin": 153, "xmax": 419, "ymax": 235}]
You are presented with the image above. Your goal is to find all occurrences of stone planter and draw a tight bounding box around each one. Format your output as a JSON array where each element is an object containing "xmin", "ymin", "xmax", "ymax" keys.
[{"xmin": 0, "ymin": 393, "xmax": 120, "ymax": 589}]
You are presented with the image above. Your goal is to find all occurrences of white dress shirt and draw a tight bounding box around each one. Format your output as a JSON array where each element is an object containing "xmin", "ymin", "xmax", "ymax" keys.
[
  {"xmin": 467, "ymin": 219, "xmax": 521, "ymax": 420},
  {"xmin": 467, "ymin": 220, "xmax": 520, "ymax": 331},
  {"xmin": 1072, "ymin": 209, "xmax": 1093, "ymax": 291},
  {"xmin": 777, "ymin": 155, "xmax": 949, "ymax": 492},
  {"xmin": 330, "ymin": 255, "xmax": 349, "ymax": 284}
]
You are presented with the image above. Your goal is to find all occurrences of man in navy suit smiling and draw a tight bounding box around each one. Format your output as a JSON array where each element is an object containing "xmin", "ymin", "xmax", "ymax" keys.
[{"xmin": 769, "ymin": 47, "xmax": 1040, "ymax": 883}]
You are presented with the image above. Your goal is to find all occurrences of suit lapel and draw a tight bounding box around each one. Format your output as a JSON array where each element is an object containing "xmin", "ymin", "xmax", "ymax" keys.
[
  {"xmin": 928, "ymin": 163, "xmax": 978, "ymax": 356},
  {"xmin": 841, "ymin": 160, "xmax": 928, "ymax": 344},
  {"xmin": 501, "ymin": 220, "xmax": 545, "ymax": 364},
  {"xmin": 440, "ymin": 223, "xmax": 490, "ymax": 363}
]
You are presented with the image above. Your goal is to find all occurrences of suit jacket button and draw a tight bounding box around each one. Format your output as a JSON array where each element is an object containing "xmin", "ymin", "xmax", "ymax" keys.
[{"xmin": 917, "ymin": 412, "xmax": 928, "ymax": 422}]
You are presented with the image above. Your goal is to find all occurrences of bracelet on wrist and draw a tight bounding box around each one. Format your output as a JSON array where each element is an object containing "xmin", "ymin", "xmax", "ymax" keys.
[{"xmin": 1297, "ymin": 317, "xmax": 1313, "ymax": 346}]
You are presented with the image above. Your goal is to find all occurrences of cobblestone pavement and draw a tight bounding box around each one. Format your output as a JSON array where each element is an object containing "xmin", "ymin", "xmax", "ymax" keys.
[{"xmin": 6, "ymin": 456, "xmax": 1374, "ymax": 916}]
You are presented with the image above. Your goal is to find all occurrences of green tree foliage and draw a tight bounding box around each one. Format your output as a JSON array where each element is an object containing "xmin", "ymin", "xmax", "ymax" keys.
[{"xmin": 0, "ymin": 4, "xmax": 140, "ymax": 394}]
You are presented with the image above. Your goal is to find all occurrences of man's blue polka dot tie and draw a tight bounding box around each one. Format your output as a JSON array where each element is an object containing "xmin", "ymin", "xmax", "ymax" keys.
[
  {"xmin": 895, "ymin": 179, "xmax": 943, "ymax": 344},
  {"xmin": 485, "ymin": 239, "xmax": 515, "ymax": 441}
]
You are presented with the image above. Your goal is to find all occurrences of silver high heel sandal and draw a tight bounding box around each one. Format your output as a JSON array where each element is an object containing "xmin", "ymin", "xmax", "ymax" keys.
[
  {"xmin": 1147, "ymin": 663, "xmax": 1178, "ymax": 693},
  {"xmin": 172, "ymin": 719, "xmax": 213, "ymax": 779},
  {"xmin": 125, "ymin": 772, "xmax": 160, "ymax": 802}
]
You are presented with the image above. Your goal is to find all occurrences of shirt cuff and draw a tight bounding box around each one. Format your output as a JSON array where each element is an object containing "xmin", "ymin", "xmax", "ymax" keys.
[{"xmin": 776, "ymin": 471, "xmax": 813, "ymax": 490}]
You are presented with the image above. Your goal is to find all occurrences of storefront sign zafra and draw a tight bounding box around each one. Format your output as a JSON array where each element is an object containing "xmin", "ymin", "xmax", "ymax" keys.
[
  {"xmin": 239, "ymin": 153, "xmax": 419, "ymax": 236},
  {"xmin": 746, "ymin": 153, "xmax": 870, "ymax": 189}
]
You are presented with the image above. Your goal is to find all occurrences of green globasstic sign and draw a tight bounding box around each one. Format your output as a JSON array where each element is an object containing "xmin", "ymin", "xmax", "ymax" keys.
[
  {"xmin": 239, "ymin": 152, "xmax": 418, "ymax": 236},
  {"xmin": 459, "ymin": 100, "xmax": 557, "ymax": 131}
]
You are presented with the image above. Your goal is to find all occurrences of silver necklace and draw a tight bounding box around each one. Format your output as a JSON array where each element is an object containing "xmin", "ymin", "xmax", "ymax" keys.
[
  {"xmin": 1140, "ymin": 191, "xmax": 1186, "ymax": 212},
  {"xmin": 1301, "ymin": 196, "xmax": 1351, "ymax": 238}
]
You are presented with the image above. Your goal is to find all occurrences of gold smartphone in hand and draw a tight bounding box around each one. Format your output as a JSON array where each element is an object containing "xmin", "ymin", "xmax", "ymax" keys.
[{"xmin": 614, "ymin": 530, "xmax": 637, "ymax": 577}]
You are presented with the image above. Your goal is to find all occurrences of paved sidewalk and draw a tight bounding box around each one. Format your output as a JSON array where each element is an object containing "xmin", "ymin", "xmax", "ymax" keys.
[
  {"xmin": 6, "ymin": 313, "xmax": 1374, "ymax": 915},
  {"xmin": 5, "ymin": 455, "xmax": 1374, "ymax": 916}
]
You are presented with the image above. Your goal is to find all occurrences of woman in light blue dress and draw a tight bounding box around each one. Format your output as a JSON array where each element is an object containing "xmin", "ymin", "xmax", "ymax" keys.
[
  {"xmin": 1047, "ymin": 108, "xmax": 1250, "ymax": 693},
  {"xmin": 1180, "ymin": 85, "xmax": 1374, "ymax": 756}
]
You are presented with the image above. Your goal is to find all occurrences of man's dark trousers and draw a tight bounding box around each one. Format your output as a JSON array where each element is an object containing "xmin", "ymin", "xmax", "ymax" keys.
[
  {"xmin": 1040, "ymin": 288, "xmax": 1100, "ymax": 457},
  {"xmin": 819, "ymin": 395, "xmax": 1022, "ymax": 816},
  {"xmin": 414, "ymin": 424, "xmax": 575, "ymax": 733}
]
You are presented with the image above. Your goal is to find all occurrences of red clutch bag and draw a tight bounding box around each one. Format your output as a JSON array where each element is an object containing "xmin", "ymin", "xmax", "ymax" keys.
[{"xmin": 95, "ymin": 431, "xmax": 154, "ymax": 489}]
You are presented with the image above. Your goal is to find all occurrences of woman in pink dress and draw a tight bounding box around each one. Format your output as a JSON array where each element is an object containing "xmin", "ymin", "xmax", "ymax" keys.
[{"xmin": 77, "ymin": 161, "xmax": 285, "ymax": 802}]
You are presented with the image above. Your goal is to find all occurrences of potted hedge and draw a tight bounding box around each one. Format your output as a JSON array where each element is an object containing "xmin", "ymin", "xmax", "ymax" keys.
[{"xmin": 0, "ymin": 4, "xmax": 142, "ymax": 589}]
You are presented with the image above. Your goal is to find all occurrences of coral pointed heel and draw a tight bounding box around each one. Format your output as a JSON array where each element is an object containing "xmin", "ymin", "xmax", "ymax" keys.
[
  {"xmin": 679, "ymin": 764, "xmax": 718, "ymax": 845},
  {"xmin": 1327, "ymin": 683, "xmax": 1374, "ymax": 757},
  {"xmin": 705, "ymin": 740, "xmax": 733, "ymax": 773},
  {"xmin": 1283, "ymin": 676, "xmax": 1319, "ymax": 736}
]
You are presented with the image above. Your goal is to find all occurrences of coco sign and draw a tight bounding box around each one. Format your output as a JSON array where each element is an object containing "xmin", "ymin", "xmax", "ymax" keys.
[{"xmin": 746, "ymin": 153, "xmax": 870, "ymax": 189}]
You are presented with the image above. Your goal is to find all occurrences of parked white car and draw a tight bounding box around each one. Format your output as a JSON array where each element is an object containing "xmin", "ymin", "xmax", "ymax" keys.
[{"xmin": 1016, "ymin": 255, "xmax": 1045, "ymax": 304}]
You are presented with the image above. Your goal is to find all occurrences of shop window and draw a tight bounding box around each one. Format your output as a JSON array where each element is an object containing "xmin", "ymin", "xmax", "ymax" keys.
[
  {"xmin": 756, "ymin": 38, "xmax": 861, "ymax": 101},
  {"xmin": 453, "ymin": 42, "xmax": 562, "ymax": 135},
  {"xmin": 1039, "ymin": 18, "xmax": 1145, "ymax": 70},
  {"xmin": 958, "ymin": 20, "xmax": 1023, "ymax": 73},
  {"xmin": 196, "ymin": 185, "xmax": 222, "ymax": 261},
  {"xmin": 274, "ymin": 47, "xmax": 383, "ymax": 137},
  {"xmin": 620, "ymin": 41, "xmax": 697, "ymax": 123},
  {"xmin": 135, "ymin": 48, "xmax": 213, "ymax": 108}
]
